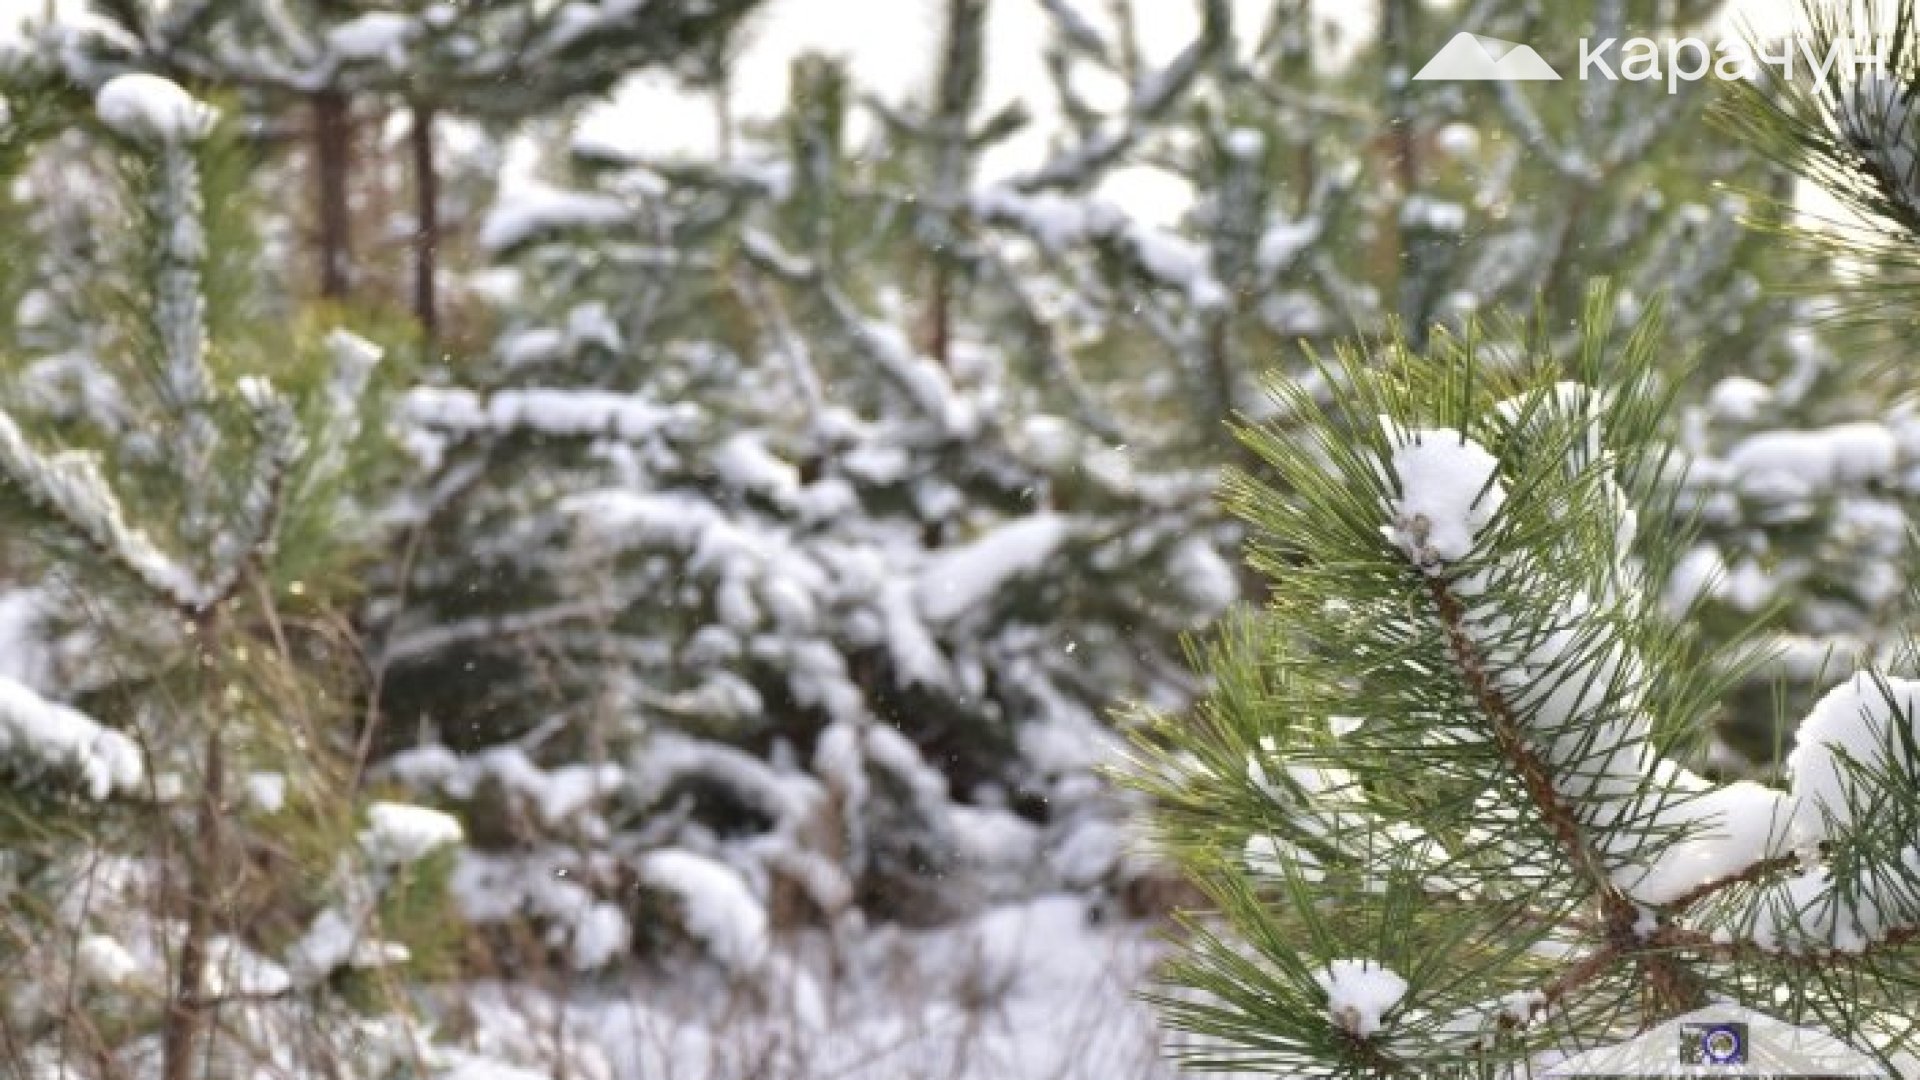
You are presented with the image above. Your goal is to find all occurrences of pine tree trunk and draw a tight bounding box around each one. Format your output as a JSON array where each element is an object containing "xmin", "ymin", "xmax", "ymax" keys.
[
  {"xmin": 410, "ymin": 102, "xmax": 439, "ymax": 346},
  {"xmin": 313, "ymin": 89, "xmax": 353, "ymax": 299},
  {"xmin": 162, "ymin": 723, "xmax": 225, "ymax": 1080},
  {"xmin": 926, "ymin": 258, "xmax": 952, "ymax": 370},
  {"xmin": 1381, "ymin": 3, "xmax": 1414, "ymax": 266}
]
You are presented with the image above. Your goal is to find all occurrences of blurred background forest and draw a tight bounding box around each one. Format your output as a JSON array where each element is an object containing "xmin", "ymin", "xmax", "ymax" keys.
[{"xmin": 0, "ymin": 1, "xmax": 1915, "ymax": 1078}]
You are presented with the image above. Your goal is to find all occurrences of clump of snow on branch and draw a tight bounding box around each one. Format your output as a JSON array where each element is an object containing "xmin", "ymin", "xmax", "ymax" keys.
[
  {"xmin": 917, "ymin": 514, "xmax": 1073, "ymax": 623},
  {"xmin": 637, "ymin": 850, "xmax": 769, "ymax": 973},
  {"xmin": 1381, "ymin": 426, "xmax": 1506, "ymax": 573},
  {"xmin": 286, "ymin": 907, "xmax": 411, "ymax": 985},
  {"xmin": 478, "ymin": 185, "xmax": 627, "ymax": 252},
  {"xmin": 0, "ymin": 674, "xmax": 143, "ymax": 799},
  {"xmin": 359, "ymin": 801, "xmax": 464, "ymax": 865},
  {"xmin": 95, "ymin": 73, "xmax": 217, "ymax": 143},
  {"xmin": 1787, "ymin": 674, "xmax": 1920, "ymax": 844},
  {"xmin": 1315, "ymin": 958, "xmax": 1408, "ymax": 1038},
  {"xmin": 1720, "ymin": 423, "xmax": 1898, "ymax": 502},
  {"xmin": 1611, "ymin": 767, "xmax": 1794, "ymax": 906},
  {"xmin": 405, "ymin": 386, "xmax": 698, "ymax": 441},
  {"xmin": 327, "ymin": 11, "xmax": 417, "ymax": 66}
]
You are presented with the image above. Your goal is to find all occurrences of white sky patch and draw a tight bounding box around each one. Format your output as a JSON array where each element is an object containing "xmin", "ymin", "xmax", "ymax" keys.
[
  {"xmin": 2, "ymin": 0, "xmax": 1809, "ymax": 226},
  {"xmin": 0, "ymin": 0, "xmax": 1815, "ymax": 63},
  {"xmin": 572, "ymin": 0, "xmax": 1798, "ymax": 158}
]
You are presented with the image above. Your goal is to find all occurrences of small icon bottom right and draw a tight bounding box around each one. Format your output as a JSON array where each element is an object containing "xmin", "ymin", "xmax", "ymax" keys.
[{"xmin": 1680, "ymin": 1022, "xmax": 1748, "ymax": 1066}]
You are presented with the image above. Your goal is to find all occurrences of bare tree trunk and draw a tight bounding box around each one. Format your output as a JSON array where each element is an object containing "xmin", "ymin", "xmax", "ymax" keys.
[
  {"xmin": 410, "ymin": 102, "xmax": 439, "ymax": 345},
  {"xmin": 926, "ymin": 259, "xmax": 952, "ymax": 370},
  {"xmin": 1379, "ymin": 0, "xmax": 1429, "ymax": 346},
  {"xmin": 314, "ymin": 89, "xmax": 353, "ymax": 299},
  {"xmin": 161, "ymin": 723, "xmax": 225, "ymax": 1080},
  {"xmin": 920, "ymin": 0, "xmax": 986, "ymax": 372}
]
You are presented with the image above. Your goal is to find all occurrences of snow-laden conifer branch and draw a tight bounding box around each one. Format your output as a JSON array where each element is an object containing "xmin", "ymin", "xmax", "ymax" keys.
[
  {"xmin": 1718, "ymin": 2, "xmax": 1920, "ymax": 331},
  {"xmin": 201, "ymin": 376, "xmax": 303, "ymax": 596},
  {"xmin": 0, "ymin": 408, "xmax": 208, "ymax": 609},
  {"xmin": 146, "ymin": 134, "xmax": 214, "ymax": 419},
  {"xmin": 403, "ymin": 385, "xmax": 699, "ymax": 442},
  {"xmin": 0, "ymin": 673, "xmax": 144, "ymax": 799},
  {"xmin": 0, "ymin": 74, "xmax": 310, "ymax": 615},
  {"xmin": 297, "ymin": 329, "xmax": 384, "ymax": 494},
  {"xmin": 99, "ymin": 74, "xmax": 219, "ymax": 466},
  {"xmin": 1139, "ymin": 295, "xmax": 1920, "ymax": 1073},
  {"xmin": 1421, "ymin": 573, "xmax": 1626, "ymax": 915},
  {"xmin": 737, "ymin": 228, "xmax": 978, "ymax": 437},
  {"xmin": 1381, "ymin": 416, "xmax": 1709, "ymax": 1012}
]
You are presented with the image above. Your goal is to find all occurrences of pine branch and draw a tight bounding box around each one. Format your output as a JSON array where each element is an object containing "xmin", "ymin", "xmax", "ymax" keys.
[
  {"xmin": 1013, "ymin": 0, "xmax": 1228, "ymax": 193},
  {"xmin": 1666, "ymin": 851, "xmax": 1808, "ymax": 914},
  {"xmin": 0, "ymin": 409, "xmax": 209, "ymax": 612},
  {"xmin": 1425, "ymin": 576, "xmax": 1624, "ymax": 913},
  {"xmin": 1423, "ymin": 553, "xmax": 1706, "ymax": 1017}
]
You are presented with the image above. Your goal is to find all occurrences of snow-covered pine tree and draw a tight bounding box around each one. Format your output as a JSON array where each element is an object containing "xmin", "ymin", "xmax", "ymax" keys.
[
  {"xmin": 1665, "ymin": 327, "xmax": 1920, "ymax": 770},
  {"xmin": 54, "ymin": 0, "xmax": 765, "ymax": 333},
  {"xmin": 0, "ymin": 71, "xmax": 478, "ymax": 1080},
  {"xmin": 1647, "ymin": 3, "xmax": 1920, "ymax": 769},
  {"xmin": 999, "ymin": 0, "xmax": 1808, "ymax": 457},
  {"xmin": 1159, "ymin": 0, "xmax": 1920, "ymax": 777},
  {"xmin": 368, "ymin": 22, "xmax": 1240, "ymax": 969},
  {"xmin": 1133, "ymin": 289, "xmax": 1920, "ymax": 1076},
  {"xmin": 1003, "ymin": 1, "xmax": 1901, "ymax": 764}
]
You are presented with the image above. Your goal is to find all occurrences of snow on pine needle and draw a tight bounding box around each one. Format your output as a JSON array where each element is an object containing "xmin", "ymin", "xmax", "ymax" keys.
[
  {"xmin": 1314, "ymin": 959, "xmax": 1410, "ymax": 1039},
  {"xmin": 1381, "ymin": 426, "xmax": 1505, "ymax": 573}
]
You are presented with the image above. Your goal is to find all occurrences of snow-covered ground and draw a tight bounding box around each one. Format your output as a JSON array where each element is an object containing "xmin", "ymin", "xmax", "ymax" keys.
[{"xmin": 449, "ymin": 894, "xmax": 1188, "ymax": 1080}]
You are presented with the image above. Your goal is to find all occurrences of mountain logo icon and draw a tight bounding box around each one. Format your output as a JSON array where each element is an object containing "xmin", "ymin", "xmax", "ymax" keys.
[{"xmin": 1412, "ymin": 32, "xmax": 1562, "ymax": 81}]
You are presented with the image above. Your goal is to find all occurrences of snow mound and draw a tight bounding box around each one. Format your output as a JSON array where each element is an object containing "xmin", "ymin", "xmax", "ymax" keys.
[{"xmin": 96, "ymin": 73, "xmax": 216, "ymax": 142}]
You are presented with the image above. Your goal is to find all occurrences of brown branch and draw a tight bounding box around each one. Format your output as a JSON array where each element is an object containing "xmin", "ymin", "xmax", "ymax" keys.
[
  {"xmin": 1667, "ymin": 852, "xmax": 1806, "ymax": 914},
  {"xmin": 1657, "ymin": 919, "xmax": 1920, "ymax": 968},
  {"xmin": 410, "ymin": 101, "xmax": 439, "ymax": 346},
  {"xmin": 1423, "ymin": 575, "xmax": 1703, "ymax": 1016},
  {"xmin": 162, "ymin": 682, "xmax": 226, "ymax": 1080},
  {"xmin": 1425, "ymin": 577, "xmax": 1623, "ymax": 913},
  {"xmin": 1533, "ymin": 944, "xmax": 1619, "ymax": 1018}
]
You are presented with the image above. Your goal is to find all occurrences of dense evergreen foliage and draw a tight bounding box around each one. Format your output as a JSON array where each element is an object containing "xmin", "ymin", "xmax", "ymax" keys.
[{"xmin": 1, "ymin": 0, "xmax": 1918, "ymax": 1078}]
